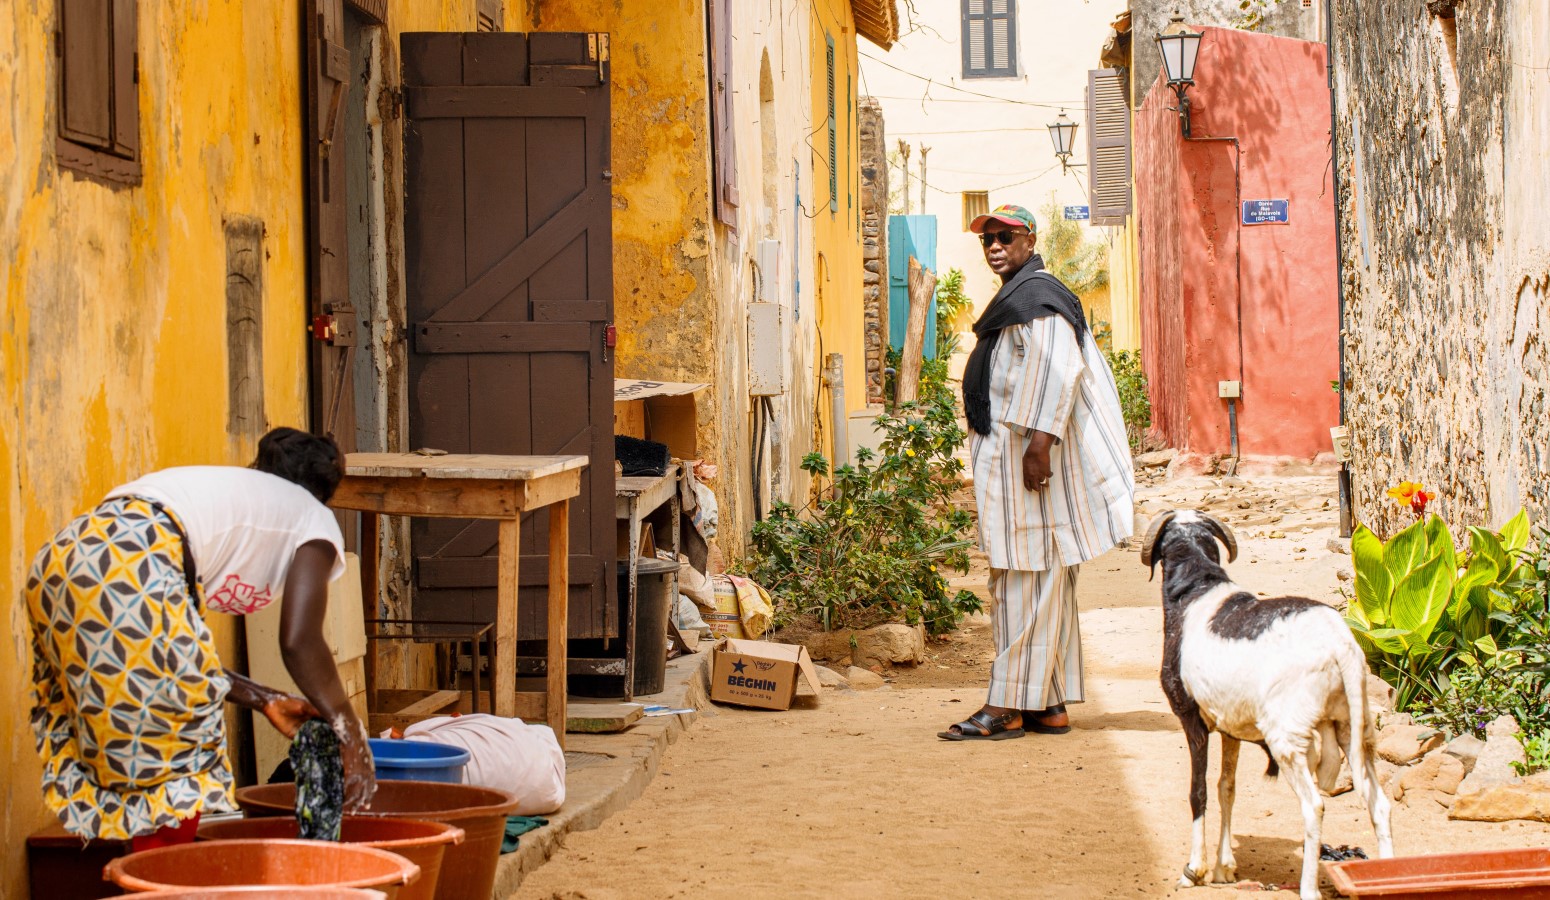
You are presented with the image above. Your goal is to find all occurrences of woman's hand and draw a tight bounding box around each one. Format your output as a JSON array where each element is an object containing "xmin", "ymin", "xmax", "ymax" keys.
[
  {"xmin": 338, "ymin": 721, "xmax": 378, "ymax": 812},
  {"xmin": 262, "ymin": 695, "xmax": 322, "ymax": 739}
]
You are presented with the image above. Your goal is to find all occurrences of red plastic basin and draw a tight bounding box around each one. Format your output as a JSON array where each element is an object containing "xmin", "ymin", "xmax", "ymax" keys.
[
  {"xmin": 196, "ymin": 817, "xmax": 462, "ymax": 900},
  {"xmin": 104, "ymin": 839, "xmax": 419, "ymax": 899},
  {"xmin": 1328, "ymin": 847, "xmax": 1550, "ymax": 898}
]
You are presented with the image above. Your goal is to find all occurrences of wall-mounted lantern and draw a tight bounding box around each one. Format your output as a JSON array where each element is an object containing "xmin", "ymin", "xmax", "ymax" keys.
[{"xmin": 1155, "ymin": 13, "xmax": 1204, "ymax": 137}]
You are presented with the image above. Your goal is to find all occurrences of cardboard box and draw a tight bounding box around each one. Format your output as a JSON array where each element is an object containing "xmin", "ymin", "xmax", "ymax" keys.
[
  {"xmin": 710, "ymin": 638, "xmax": 823, "ymax": 710},
  {"xmin": 614, "ymin": 379, "xmax": 708, "ymax": 459}
]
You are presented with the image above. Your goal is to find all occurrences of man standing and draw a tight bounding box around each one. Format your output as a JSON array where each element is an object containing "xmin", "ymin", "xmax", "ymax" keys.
[{"xmin": 940, "ymin": 205, "xmax": 1135, "ymax": 741}]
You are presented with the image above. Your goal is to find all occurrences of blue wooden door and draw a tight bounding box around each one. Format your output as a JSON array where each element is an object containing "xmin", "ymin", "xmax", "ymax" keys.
[{"xmin": 888, "ymin": 215, "xmax": 937, "ymax": 360}]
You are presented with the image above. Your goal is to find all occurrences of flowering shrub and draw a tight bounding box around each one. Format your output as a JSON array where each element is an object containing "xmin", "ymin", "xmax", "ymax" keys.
[{"xmin": 1386, "ymin": 481, "xmax": 1436, "ymax": 522}]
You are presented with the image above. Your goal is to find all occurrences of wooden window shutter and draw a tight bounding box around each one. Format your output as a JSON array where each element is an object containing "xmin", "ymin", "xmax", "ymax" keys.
[
  {"xmin": 708, "ymin": 0, "xmax": 738, "ymax": 227},
  {"xmin": 962, "ymin": 190, "xmax": 989, "ymax": 230},
  {"xmin": 109, "ymin": 0, "xmax": 137, "ymax": 158},
  {"xmin": 826, "ymin": 34, "xmax": 836, "ymax": 214},
  {"xmin": 59, "ymin": 0, "xmax": 113, "ymax": 150},
  {"xmin": 1088, "ymin": 68, "xmax": 1132, "ymax": 226},
  {"xmin": 476, "ymin": 0, "xmax": 502, "ymax": 32},
  {"xmin": 962, "ymin": 0, "xmax": 1016, "ymax": 79}
]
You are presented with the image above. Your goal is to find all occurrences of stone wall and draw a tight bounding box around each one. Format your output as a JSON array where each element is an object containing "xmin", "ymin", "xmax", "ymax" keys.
[
  {"xmin": 859, "ymin": 97, "xmax": 890, "ymax": 406},
  {"xmin": 1332, "ymin": 0, "xmax": 1550, "ymax": 536}
]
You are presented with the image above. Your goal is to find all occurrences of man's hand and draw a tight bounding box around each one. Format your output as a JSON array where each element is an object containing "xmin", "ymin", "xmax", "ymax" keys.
[
  {"xmin": 262, "ymin": 695, "xmax": 322, "ymax": 739},
  {"xmin": 1022, "ymin": 431, "xmax": 1056, "ymax": 492}
]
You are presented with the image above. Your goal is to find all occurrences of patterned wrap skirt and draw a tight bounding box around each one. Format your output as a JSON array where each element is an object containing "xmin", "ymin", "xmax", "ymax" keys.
[{"xmin": 26, "ymin": 497, "xmax": 235, "ymax": 840}]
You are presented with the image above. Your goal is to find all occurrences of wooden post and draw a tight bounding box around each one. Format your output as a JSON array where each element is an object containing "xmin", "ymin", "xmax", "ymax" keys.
[
  {"xmin": 359, "ymin": 511, "xmax": 379, "ymax": 714},
  {"xmin": 894, "ymin": 256, "xmax": 936, "ymax": 405},
  {"xmin": 494, "ymin": 516, "xmax": 521, "ymax": 718},
  {"xmin": 547, "ymin": 499, "xmax": 570, "ymax": 747}
]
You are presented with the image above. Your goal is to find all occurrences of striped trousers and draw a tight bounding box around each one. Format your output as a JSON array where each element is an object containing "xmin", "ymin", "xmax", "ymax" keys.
[{"xmin": 987, "ymin": 565, "xmax": 1084, "ymax": 709}]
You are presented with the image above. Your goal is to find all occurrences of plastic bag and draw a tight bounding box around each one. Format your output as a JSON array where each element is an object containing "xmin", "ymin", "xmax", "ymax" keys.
[{"xmin": 396, "ymin": 714, "xmax": 566, "ymax": 815}]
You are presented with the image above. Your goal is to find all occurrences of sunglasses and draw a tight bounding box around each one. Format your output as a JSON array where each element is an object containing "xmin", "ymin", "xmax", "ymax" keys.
[{"xmin": 979, "ymin": 229, "xmax": 1028, "ymax": 248}]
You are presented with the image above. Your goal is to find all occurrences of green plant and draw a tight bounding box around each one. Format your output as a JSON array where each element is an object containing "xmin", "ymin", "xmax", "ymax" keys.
[
  {"xmin": 1514, "ymin": 732, "xmax": 1550, "ymax": 777},
  {"xmin": 741, "ymin": 372, "xmax": 981, "ymax": 635},
  {"xmin": 1417, "ymin": 663, "xmax": 1548, "ymax": 741},
  {"xmin": 1038, "ymin": 198, "xmax": 1109, "ymax": 297},
  {"xmin": 1093, "ymin": 323, "xmax": 1150, "ymax": 450},
  {"xmin": 1347, "ymin": 508, "xmax": 1535, "ymax": 712},
  {"xmin": 934, "ymin": 268, "xmax": 973, "ymax": 360}
]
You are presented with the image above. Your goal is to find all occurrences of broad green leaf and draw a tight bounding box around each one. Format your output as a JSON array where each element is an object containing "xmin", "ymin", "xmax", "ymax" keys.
[
  {"xmin": 1355, "ymin": 625, "xmax": 1409, "ymax": 655},
  {"xmin": 1468, "ymin": 526, "xmax": 1507, "ymax": 578},
  {"xmin": 1475, "ymin": 634, "xmax": 1500, "ymax": 658},
  {"xmin": 1499, "ymin": 508, "xmax": 1531, "ymax": 554},
  {"xmin": 1384, "ymin": 519, "xmax": 1430, "ymax": 582},
  {"xmin": 1389, "ymin": 551, "xmax": 1455, "ymax": 643},
  {"xmin": 1352, "ymin": 525, "xmax": 1393, "ymax": 625},
  {"xmin": 1423, "ymin": 515, "xmax": 1457, "ymax": 569}
]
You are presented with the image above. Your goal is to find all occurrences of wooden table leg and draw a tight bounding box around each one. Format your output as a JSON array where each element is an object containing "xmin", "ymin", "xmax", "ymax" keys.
[
  {"xmin": 495, "ymin": 517, "xmax": 521, "ymax": 719},
  {"xmin": 547, "ymin": 500, "xmax": 570, "ymax": 747},
  {"xmin": 360, "ymin": 512, "xmax": 380, "ymax": 714}
]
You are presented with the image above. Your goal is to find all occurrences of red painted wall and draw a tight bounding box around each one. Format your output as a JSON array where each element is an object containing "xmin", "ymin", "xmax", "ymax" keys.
[{"xmin": 1135, "ymin": 27, "xmax": 1339, "ymax": 459}]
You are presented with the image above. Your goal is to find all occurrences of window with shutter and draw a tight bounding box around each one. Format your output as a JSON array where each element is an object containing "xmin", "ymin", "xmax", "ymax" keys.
[
  {"xmin": 1087, "ymin": 68, "xmax": 1131, "ymax": 226},
  {"xmin": 826, "ymin": 34, "xmax": 837, "ymax": 214},
  {"xmin": 961, "ymin": 0, "xmax": 1017, "ymax": 79},
  {"xmin": 962, "ymin": 191, "xmax": 989, "ymax": 231},
  {"xmin": 708, "ymin": 0, "xmax": 738, "ymax": 227},
  {"xmin": 476, "ymin": 0, "xmax": 501, "ymax": 32},
  {"xmin": 56, "ymin": 0, "xmax": 140, "ymax": 184}
]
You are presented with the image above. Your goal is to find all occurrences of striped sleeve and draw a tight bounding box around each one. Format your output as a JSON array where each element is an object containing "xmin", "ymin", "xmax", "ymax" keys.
[{"xmin": 1003, "ymin": 317, "xmax": 1086, "ymax": 438}]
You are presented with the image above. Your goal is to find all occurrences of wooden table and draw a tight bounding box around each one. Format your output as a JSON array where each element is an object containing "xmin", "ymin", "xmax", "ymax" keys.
[
  {"xmin": 615, "ymin": 465, "xmax": 681, "ymax": 700},
  {"xmin": 331, "ymin": 453, "xmax": 588, "ymax": 744}
]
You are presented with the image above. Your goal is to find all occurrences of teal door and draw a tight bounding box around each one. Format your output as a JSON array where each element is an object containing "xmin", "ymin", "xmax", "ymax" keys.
[{"xmin": 888, "ymin": 215, "xmax": 937, "ymax": 360}]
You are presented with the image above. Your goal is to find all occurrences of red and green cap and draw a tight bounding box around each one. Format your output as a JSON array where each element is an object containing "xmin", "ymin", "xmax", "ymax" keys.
[{"xmin": 968, "ymin": 203, "xmax": 1037, "ymax": 235}]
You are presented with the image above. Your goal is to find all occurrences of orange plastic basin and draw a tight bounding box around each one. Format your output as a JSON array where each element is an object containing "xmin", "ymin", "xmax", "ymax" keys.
[
  {"xmin": 1327, "ymin": 847, "xmax": 1550, "ymax": 898},
  {"xmin": 104, "ymin": 839, "xmax": 419, "ymax": 899},
  {"xmin": 195, "ymin": 817, "xmax": 462, "ymax": 900},
  {"xmin": 124, "ymin": 891, "xmax": 387, "ymax": 900},
  {"xmin": 234, "ymin": 781, "xmax": 519, "ymax": 900}
]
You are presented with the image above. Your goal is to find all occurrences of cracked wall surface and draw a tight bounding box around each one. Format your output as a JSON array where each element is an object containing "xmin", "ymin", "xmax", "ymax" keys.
[{"xmin": 1332, "ymin": 0, "xmax": 1550, "ymax": 536}]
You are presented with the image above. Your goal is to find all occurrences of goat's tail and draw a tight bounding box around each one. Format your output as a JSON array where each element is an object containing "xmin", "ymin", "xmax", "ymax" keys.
[{"xmin": 1337, "ymin": 642, "xmax": 1377, "ymax": 796}]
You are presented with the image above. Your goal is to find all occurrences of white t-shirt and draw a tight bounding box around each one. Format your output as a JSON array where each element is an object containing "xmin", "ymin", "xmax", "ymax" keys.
[{"xmin": 106, "ymin": 466, "xmax": 346, "ymax": 615}]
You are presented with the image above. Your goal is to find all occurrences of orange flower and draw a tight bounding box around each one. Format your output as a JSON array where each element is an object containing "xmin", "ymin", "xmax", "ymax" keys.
[{"xmin": 1386, "ymin": 482, "xmax": 1422, "ymax": 503}]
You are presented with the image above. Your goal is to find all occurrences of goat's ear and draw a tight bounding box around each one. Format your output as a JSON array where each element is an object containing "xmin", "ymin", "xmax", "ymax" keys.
[
  {"xmin": 1140, "ymin": 510, "xmax": 1177, "ymax": 572},
  {"xmin": 1199, "ymin": 512, "xmax": 1238, "ymax": 563}
]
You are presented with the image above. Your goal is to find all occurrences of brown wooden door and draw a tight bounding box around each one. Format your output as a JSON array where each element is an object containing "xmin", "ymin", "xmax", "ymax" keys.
[
  {"xmin": 305, "ymin": 0, "xmax": 359, "ymax": 450},
  {"xmin": 402, "ymin": 32, "xmax": 615, "ymax": 641}
]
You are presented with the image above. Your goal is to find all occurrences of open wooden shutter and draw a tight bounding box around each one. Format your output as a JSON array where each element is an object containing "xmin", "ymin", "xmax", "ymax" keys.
[
  {"xmin": 304, "ymin": 0, "xmax": 358, "ymax": 450},
  {"xmin": 826, "ymin": 35, "xmax": 836, "ymax": 213},
  {"xmin": 707, "ymin": 0, "xmax": 738, "ymax": 227},
  {"xmin": 1088, "ymin": 67, "xmax": 1132, "ymax": 226},
  {"xmin": 59, "ymin": 0, "xmax": 113, "ymax": 149},
  {"xmin": 109, "ymin": 0, "xmax": 137, "ymax": 157}
]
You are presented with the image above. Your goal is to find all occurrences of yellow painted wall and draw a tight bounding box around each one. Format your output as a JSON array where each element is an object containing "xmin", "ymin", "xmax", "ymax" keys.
[
  {"xmin": 0, "ymin": 2, "xmax": 489, "ymax": 894},
  {"xmin": 811, "ymin": 1, "xmax": 867, "ymax": 450},
  {"xmin": 1107, "ymin": 206, "xmax": 1143, "ymax": 352}
]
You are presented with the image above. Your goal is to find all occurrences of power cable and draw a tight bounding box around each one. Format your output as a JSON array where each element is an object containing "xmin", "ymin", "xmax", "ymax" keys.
[{"xmin": 859, "ymin": 50, "xmax": 1083, "ymax": 110}]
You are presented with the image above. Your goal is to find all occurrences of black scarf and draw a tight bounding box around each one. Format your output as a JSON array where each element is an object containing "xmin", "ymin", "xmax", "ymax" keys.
[{"xmin": 962, "ymin": 254, "xmax": 1089, "ymax": 436}]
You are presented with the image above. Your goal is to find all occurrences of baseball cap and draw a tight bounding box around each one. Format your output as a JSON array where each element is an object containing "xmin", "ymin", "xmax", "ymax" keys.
[{"xmin": 968, "ymin": 203, "xmax": 1037, "ymax": 234}]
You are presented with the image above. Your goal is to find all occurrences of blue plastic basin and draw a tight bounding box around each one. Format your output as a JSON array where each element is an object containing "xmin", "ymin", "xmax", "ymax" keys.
[{"xmin": 368, "ymin": 737, "xmax": 470, "ymax": 784}]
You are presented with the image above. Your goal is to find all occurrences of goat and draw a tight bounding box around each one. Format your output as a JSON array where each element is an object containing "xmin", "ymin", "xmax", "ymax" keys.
[{"xmin": 1142, "ymin": 509, "xmax": 1393, "ymax": 900}]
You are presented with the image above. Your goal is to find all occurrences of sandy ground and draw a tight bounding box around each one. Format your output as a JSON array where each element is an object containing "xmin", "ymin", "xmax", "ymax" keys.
[{"xmin": 518, "ymin": 472, "xmax": 1550, "ymax": 899}]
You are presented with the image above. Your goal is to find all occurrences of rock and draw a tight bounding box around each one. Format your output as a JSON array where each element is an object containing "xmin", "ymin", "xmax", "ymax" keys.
[
  {"xmin": 1327, "ymin": 538, "xmax": 1349, "ymax": 555},
  {"xmin": 1457, "ymin": 731, "xmax": 1527, "ymax": 797},
  {"xmin": 1377, "ymin": 711, "xmax": 1413, "ymax": 731},
  {"xmin": 814, "ymin": 665, "xmax": 851, "ymax": 690},
  {"xmin": 802, "ymin": 632, "xmax": 852, "ymax": 662},
  {"xmin": 853, "ymin": 623, "xmax": 926, "ymax": 667},
  {"xmin": 845, "ymin": 666, "xmax": 885, "ymax": 691},
  {"xmin": 1399, "ymin": 750, "xmax": 1466, "ymax": 796},
  {"xmin": 1450, "ymin": 772, "xmax": 1550, "ymax": 822},
  {"xmin": 1365, "ymin": 675, "xmax": 1394, "ymax": 715},
  {"xmin": 1336, "ymin": 568, "xmax": 1354, "ymax": 582},
  {"xmin": 1135, "ymin": 449, "xmax": 1177, "ymax": 468},
  {"xmin": 1486, "ymin": 715, "xmax": 1521, "ymax": 738},
  {"xmin": 1377, "ymin": 723, "xmax": 1444, "ymax": 765},
  {"xmin": 1268, "ymin": 530, "xmax": 1287, "ymax": 539},
  {"xmin": 1443, "ymin": 734, "xmax": 1486, "ymax": 776}
]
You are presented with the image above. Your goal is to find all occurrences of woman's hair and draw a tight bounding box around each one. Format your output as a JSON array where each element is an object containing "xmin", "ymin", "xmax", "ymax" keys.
[{"xmin": 252, "ymin": 427, "xmax": 344, "ymax": 503}]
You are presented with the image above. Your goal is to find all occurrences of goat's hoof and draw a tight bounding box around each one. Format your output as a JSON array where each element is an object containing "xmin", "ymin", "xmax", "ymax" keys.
[
  {"xmin": 1178, "ymin": 866, "xmax": 1209, "ymax": 888},
  {"xmin": 1213, "ymin": 864, "xmax": 1237, "ymax": 884}
]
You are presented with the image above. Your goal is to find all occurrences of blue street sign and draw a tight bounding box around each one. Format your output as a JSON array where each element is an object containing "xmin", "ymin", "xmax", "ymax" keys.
[
  {"xmin": 1063, "ymin": 205, "xmax": 1090, "ymax": 221},
  {"xmin": 1242, "ymin": 199, "xmax": 1290, "ymax": 225}
]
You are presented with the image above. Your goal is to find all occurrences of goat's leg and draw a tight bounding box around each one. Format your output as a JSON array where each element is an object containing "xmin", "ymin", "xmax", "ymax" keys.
[
  {"xmin": 1278, "ymin": 744, "xmax": 1325, "ymax": 900},
  {"xmin": 1178, "ymin": 711, "xmax": 1212, "ymax": 888},
  {"xmin": 1214, "ymin": 735, "xmax": 1240, "ymax": 884}
]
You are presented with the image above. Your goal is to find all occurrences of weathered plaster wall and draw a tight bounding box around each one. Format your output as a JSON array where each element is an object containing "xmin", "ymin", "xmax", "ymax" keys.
[
  {"xmin": 1135, "ymin": 27, "xmax": 1339, "ymax": 459},
  {"xmin": 1333, "ymin": 0, "xmax": 1550, "ymax": 536},
  {"xmin": 0, "ymin": 2, "xmax": 493, "ymax": 893}
]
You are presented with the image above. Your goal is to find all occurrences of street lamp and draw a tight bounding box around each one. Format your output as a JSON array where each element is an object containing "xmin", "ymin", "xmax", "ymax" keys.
[
  {"xmin": 1155, "ymin": 13, "xmax": 1203, "ymax": 137},
  {"xmin": 1047, "ymin": 111, "xmax": 1083, "ymax": 174}
]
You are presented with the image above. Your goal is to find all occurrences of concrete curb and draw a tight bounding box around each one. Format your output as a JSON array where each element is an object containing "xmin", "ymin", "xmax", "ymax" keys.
[{"xmin": 491, "ymin": 648, "xmax": 714, "ymax": 897}]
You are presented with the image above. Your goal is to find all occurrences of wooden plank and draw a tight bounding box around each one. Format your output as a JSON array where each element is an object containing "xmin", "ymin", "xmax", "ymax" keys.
[
  {"xmin": 404, "ymin": 85, "xmax": 591, "ymax": 119},
  {"xmin": 368, "ymin": 691, "xmax": 545, "ymax": 735},
  {"xmin": 395, "ymin": 689, "xmax": 463, "ymax": 717},
  {"xmin": 565, "ymin": 702, "xmax": 643, "ymax": 734},
  {"xmin": 344, "ymin": 453, "xmax": 588, "ymax": 481},
  {"xmin": 331, "ymin": 477, "xmax": 521, "ymax": 518},
  {"xmin": 359, "ymin": 512, "xmax": 380, "ymax": 712},
  {"xmin": 518, "ymin": 469, "xmax": 583, "ymax": 512},
  {"xmin": 547, "ymin": 498, "xmax": 570, "ymax": 747},
  {"xmin": 416, "ymin": 555, "xmax": 601, "ymax": 589},
  {"xmin": 895, "ymin": 257, "xmax": 936, "ymax": 405},
  {"xmin": 415, "ymin": 323, "xmax": 591, "ymax": 355},
  {"xmin": 495, "ymin": 517, "xmax": 521, "ymax": 718}
]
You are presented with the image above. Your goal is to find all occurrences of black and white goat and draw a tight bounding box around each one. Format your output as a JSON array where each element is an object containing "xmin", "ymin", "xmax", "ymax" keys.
[{"xmin": 1143, "ymin": 509, "xmax": 1393, "ymax": 900}]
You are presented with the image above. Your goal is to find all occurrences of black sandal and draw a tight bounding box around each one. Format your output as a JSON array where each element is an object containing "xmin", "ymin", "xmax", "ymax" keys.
[
  {"xmin": 938, "ymin": 708, "xmax": 1025, "ymax": 741},
  {"xmin": 1020, "ymin": 703, "xmax": 1072, "ymax": 735}
]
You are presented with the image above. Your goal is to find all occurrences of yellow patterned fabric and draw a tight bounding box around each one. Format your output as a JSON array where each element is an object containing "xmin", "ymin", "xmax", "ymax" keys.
[{"xmin": 26, "ymin": 497, "xmax": 235, "ymax": 840}]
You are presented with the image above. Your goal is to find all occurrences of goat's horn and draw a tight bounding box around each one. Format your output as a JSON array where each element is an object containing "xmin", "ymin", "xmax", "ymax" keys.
[
  {"xmin": 1140, "ymin": 510, "xmax": 1178, "ymax": 569},
  {"xmin": 1199, "ymin": 512, "xmax": 1239, "ymax": 563}
]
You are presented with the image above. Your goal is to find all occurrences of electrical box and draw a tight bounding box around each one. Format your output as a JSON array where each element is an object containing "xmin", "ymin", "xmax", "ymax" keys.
[
  {"xmin": 1218, "ymin": 380, "xmax": 1242, "ymax": 399},
  {"xmin": 748, "ymin": 302, "xmax": 785, "ymax": 396},
  {"xmin": 756, "ymin": 239, "xmax": 782, "ymax": 304}
]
